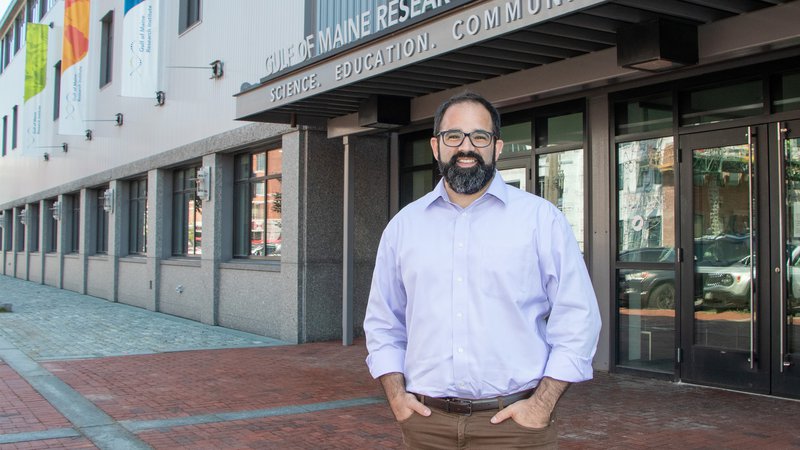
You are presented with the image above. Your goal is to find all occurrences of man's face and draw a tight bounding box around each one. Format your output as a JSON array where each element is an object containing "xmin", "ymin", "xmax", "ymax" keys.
[{"xmin": 431, "ymin": 101, "xmax": 503, "ymax": 195}]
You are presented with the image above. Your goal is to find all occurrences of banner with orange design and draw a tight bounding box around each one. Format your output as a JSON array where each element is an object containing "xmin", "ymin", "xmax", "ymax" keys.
[{"xmin": 59, "ymin": 0, "xmax": 91, "ymax": 136}]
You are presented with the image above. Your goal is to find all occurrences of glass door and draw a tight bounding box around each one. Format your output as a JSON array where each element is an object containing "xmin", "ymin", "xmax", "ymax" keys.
[
  {"xmin": 771, "ymin": 119, "xmax": 800, "ymax": 397},
  {"xmin": 679, "ymin": 126, "xmax": 770, "ymax": 392}
]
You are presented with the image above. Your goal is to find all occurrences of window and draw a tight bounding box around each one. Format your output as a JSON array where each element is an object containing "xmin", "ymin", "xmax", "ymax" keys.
[
  {"xmin": 234, "ymin": 149, "xmax": 282, "ymax": 258},
  {"xmin": 2, "ymin": 116, "xmax": 6, "ymax": 156},
  {"xmin": 2, "ymin": 209, "xmax": 12, "ymax": 250},
  {"xmin": 46, "ymin": 199, "xmax": 57, "ymax": 253},
  {"xmin": 172, "ymin": 167, "xmax": 202, "ymax": 256},
  {"xmin": 13, "ymin": 15, "xmax": 24, "ymax": 54},
  {"xmin": 95, "ymin": 189, "xmax": 109, "ymax": 254},
  {"xmin": 99, "ymin": 11, "xmax": 113, "ymax": 87},
  {"xmin": 11, "ymin": 106, "xmax": 18, "ymax": 149},
  {"xmin": 680, "ymin": 79, "xmax": 763, "ymax": 126},
  {"xmin": 68, "ymin": 194, "xmax": 80, "ymax": 253},
  {"xmin": 534, "ymin": 110, "xmax": 586, "ymax": 252},
  {"xmin": 27, "ymin": 0, "xmax": 40, "ymax": 24},
  {"xmin": 129, "ymin": 178, "xmax": 147, "ymax": 254},
  {"xmin": 2, "ymin": 35, "xmax": 10, "ymax": 69},
  {"xmin": 399, "ymin": 132, "xmax": 437, "ymax": 209},
  {"xmin": 178, "ymin": 0, "xmax": 201, "ymax": 33},
  {"xmin": 28, "ymin": 204, "xmax": 40, "ymax": 252},
  {"xmin": 16, "ymin": 208, "xmax": 26, "ymax": 252},
  {"xmin": 53, "ymin": 61, "xmax": 61, "ymax": 120}
]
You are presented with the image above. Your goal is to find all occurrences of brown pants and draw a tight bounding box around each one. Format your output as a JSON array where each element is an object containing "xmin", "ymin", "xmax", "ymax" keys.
[{"xmin": 399, "ymin": 408, "xmax": 558, "ymax": 449}]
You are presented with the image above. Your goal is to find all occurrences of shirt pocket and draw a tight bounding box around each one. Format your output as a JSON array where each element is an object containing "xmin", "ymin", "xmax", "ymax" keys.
[{"xmin": 477, "ymin": 240, "xmax": 535, "ymax": 302}]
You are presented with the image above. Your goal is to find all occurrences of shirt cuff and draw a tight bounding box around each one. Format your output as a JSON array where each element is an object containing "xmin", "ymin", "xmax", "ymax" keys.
[
  {"xmin": 542, "ymin": 348, "xmax": 594, "ymax": 383},
  {"xmin": 366, "ymin": 347, "xmax": 406, "ymax": 379}
]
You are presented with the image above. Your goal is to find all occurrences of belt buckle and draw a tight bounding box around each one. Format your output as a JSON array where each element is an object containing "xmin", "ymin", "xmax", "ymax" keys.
[{"xmin": 446, "ymin": 398, "xmax": 473, "ymax": 415}]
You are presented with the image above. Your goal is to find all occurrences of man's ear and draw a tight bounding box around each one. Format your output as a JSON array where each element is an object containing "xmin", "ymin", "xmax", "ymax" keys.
[
  {"xmin": 494, "ymin": 139, "xmax": 504, "ymax": 161},
  {"xmin": 430, "ymin": 136, "xmax": 440, "ymax": 162}
]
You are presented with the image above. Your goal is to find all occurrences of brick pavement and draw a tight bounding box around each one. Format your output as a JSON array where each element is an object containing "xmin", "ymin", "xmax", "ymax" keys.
[{"xmin": 3, "ymin": 275, "xmax": 800, "ymax": 449}]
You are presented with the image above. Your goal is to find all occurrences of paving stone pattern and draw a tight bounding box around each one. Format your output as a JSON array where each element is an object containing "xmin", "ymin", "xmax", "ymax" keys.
[
  {"xmin": 2, "ymin": 275, "xmax": 800, "ymax": 449},
  {"xmin": 0, "ymin": 278, "xmax": 283, "ymax": 360}
]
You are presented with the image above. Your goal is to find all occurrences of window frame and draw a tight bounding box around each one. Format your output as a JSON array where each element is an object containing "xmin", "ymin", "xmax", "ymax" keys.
[
  {"xmin": 68, "ymin": 194, "xmax": 80, "ymax": 254},
  {"xmin": 99, "ymin": 11, "xmax": 114, "ymax": 88},
  {"xmin": 53, "ymin": 61, "xmax": 61, "ymax": 120},
  {"xmin": 172, "ymin": 166, "xmax": 202, "ymax": 257},
  {"xmin": 45, "ymin": 199, "xmax": 58, "ymax": 253},
  {"xmin": 95, "ymin": 188, "xmax": 109, "ymax": 254},
  {"xmin": 128, "ymin": 178, "xmax": 147, "ymax": 255},
  {"xmin": 11, "ymin": 105, "xmax": 18, "ymax": 149},
  {"xmin": 233, "ymin": 148, "xmax": 283, "ymax": 260},
  {"xmin": 178, "ymin": 0, "xmax": 201, "ymax": 34}
]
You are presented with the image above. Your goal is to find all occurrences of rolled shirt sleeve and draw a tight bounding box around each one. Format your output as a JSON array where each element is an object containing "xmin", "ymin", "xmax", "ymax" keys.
[
  {"xmin": 364, "ymin": 225, "xmax": 409, "ymax": 379},
  {"xmin": 539, "ymin": 208, "xmax": 602, "ymax": 383}
]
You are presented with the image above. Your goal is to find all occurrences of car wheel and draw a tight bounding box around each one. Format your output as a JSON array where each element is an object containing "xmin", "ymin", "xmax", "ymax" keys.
[{"xmin": 651, "ymin": 284, "xmax": 675, "ymax": 310}]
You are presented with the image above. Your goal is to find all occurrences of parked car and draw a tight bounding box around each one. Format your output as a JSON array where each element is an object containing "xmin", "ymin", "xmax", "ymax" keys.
[
  {"xmin": 699, "ymin": 255, "xmax": 752, "ymax": 309},
  {"xmin": 619, "ymin": 247, "xmax": 676, "ymax": 310}
]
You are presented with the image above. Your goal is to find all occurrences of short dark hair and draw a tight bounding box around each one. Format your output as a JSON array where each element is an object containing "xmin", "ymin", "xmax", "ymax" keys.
[{"xmin": 433, "ymin": 91, "xmax": 501, "ymax": 137}]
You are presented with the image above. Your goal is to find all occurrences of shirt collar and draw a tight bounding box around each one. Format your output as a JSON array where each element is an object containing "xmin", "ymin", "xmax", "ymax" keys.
[{"xmin": 424, "ymin": 171, "xmax": 509, "ymax": 209}]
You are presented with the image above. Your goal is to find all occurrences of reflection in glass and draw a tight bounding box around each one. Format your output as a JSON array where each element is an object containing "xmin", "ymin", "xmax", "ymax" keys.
[
  {"xmin": 615, "ymin": 94, "xmax": 672, "ymax": 135},
  {"xmin": 617, "ymin": 138, "xmax": 675, "ymax": 260},
  {"xmin": 499, "ymin": 167, "xmax": 526, "ymax": 191},
  {"xmin": 536, "ymin": 113, "xmax": 583, "ymax": 148},
  {"xmin": 785, "ymin": 137, "xmax": 800, "ymax": 356},
  {"xmin": 692, "ymin": 144, "xmax": 752, "ymax": 351},
  {"xmin": 538, "ymin": 149, "xmax": 584, "ymax": 252},
  {"xmin": 773, "ymin": 72, "xmax": 800, "ymax": 113},
  {"xmin": 500, "ymin": 122, "xmax": 532, "ymax": 156},
  {"xmin": 617, "ymin": 269, "xmax": 675, "ymax": 372},
  {"xmin": 681, "ymin": 80, "xmax": 763, "ymax": 126}
]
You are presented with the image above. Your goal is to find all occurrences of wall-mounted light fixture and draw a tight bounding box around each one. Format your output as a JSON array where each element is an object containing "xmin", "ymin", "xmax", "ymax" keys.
[
  {"xmin": 210, "ymin": 60, "xmax": 223, "ymax": 79},
  {"xmin": 155, "ymin": 90, "xmax": 166, "ymax": 106},
  {"xmin": 85, "ymin": 113, "xmax": 124, "ymax": 130},
  {"xmin": 43, "ymin": 152, "xmax": 50, "ymax": 161},
  {"xmin": 51, "ymin": 201, "xmax": 61, "ymax": 221},
  {"xmin": 617, "ymin": 18, "xmax": 698, "ymax": 72},
  {"xmin": 166, "ymin": 60, "xmax": 224, "ymax": 80},
  {"xmin": 36, "ymin": 143, "xmax": 69, "ymax": 154},
  {"xmin": 85, "ymin": 129, "xmax": 93, "ymax": 141},
  {"xmin": 102, "ymin": 188, "xmax": 114, "ymax": 213},
  {"xmin": 18, "ymin": 208, "xmax": 27, "ymax": 226},
  {"xmin": 196, "ymin": 166, "xmax": 211, "ymax": 201}
]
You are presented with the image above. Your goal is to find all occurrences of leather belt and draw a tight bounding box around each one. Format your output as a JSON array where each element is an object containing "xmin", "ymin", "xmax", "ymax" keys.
[{"xmin": 414, "ymin": 389, "xmax": 535, "ymax": 416}]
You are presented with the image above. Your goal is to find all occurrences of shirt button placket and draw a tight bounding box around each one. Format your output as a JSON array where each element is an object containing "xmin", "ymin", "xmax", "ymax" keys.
[{"xmin": 452, "ymin": 210, "xmax": 470, "ymax": 390}]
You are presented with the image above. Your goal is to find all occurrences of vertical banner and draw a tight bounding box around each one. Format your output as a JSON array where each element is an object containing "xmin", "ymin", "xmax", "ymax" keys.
[
  {"xmin": 59, "ymin": 0, "xmax": 90, "ymax": 136},
  {"xmin": 23, "ymin": 23, "xmax": 49, "ymax": 152},
  {"xmin": 122, "ymin": 0, "xmax": 159, "ymax": 97}
]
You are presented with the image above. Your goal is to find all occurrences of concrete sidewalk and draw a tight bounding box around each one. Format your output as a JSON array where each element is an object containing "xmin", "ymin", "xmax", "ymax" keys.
[{"xmin": 1, "ymin": 275, "xmax": 800, "ymax": 449}]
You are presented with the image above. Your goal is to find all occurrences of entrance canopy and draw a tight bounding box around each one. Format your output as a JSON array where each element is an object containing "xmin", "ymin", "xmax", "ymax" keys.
[{"xmin": 235, "ymin": 0, "xmax": 791, "ymax": 127}]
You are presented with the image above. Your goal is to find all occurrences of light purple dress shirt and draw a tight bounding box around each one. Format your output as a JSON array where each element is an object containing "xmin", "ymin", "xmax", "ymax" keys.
[{"xmin": 364, "ymin": 172, "xmax": 601, "ymax": 399}]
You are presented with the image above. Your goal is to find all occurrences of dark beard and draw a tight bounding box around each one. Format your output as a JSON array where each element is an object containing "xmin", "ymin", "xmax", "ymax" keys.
[{"xmin": 438, "ymin": 149, "xmax": 496, "ymax": 195}]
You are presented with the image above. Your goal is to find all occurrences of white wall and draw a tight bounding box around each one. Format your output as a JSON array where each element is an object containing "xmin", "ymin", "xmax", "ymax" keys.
[{"xmin": 0, "ymin": 0, "xmax": 305, "ymax": 205}]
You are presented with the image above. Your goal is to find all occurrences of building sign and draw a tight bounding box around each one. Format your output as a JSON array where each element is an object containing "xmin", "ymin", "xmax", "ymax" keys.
[
  {"xmin": 264, "ymin": 0, "xmax": 470, "ymax": 77},
  {"xmin": 237, "ymin": 0, "xmax": 608, "ymax": 119}
]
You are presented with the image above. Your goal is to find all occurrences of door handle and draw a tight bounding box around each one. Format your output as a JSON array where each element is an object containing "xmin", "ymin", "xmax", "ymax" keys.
[
  {"xmin": 747, "ymin": 126, "xmax": 757, "ymax": 370},
  {"xmin": 777, "ymin": 122, "xmax": 791, "ymax": 371}
]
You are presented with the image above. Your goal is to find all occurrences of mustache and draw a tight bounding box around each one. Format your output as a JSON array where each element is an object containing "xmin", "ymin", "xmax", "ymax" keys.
[{"xmin": 448, "ymin": 151, "xmax": 486, "ymax": 166}]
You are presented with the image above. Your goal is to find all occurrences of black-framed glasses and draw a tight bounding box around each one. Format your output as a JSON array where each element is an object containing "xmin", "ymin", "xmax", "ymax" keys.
[{"xmin": 436, "ymin": 129, "xmax": 495, "ymax": 148}]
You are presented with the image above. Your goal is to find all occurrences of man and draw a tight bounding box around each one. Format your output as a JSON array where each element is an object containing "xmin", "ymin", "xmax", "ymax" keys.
[{"xmin": 364, "ymin": 92, "xmax": 601, "ymax": 449}]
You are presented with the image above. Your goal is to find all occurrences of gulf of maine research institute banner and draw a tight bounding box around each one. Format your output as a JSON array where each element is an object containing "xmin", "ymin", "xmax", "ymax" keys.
[
  {"xmin": 122, "ymin": 0, "xmax": 159, "ymax": 97},
  {"xmin": 59, "ymin": 0, "xmax": 90, "ymax": 136},
  {"xmin": 23, "ymin": 23, "xmax": 49, "ymax": 151}
]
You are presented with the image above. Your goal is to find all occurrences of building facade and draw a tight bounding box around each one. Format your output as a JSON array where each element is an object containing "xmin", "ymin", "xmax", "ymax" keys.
[{"xmin": 2, "ymin": 0, "xmax": 800, "ymax": 399}]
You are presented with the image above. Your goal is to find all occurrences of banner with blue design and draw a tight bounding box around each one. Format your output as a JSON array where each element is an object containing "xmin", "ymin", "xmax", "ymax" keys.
[{"xmin": 121, "ymin": 0, "xmax": 160, "ymax": 97}]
